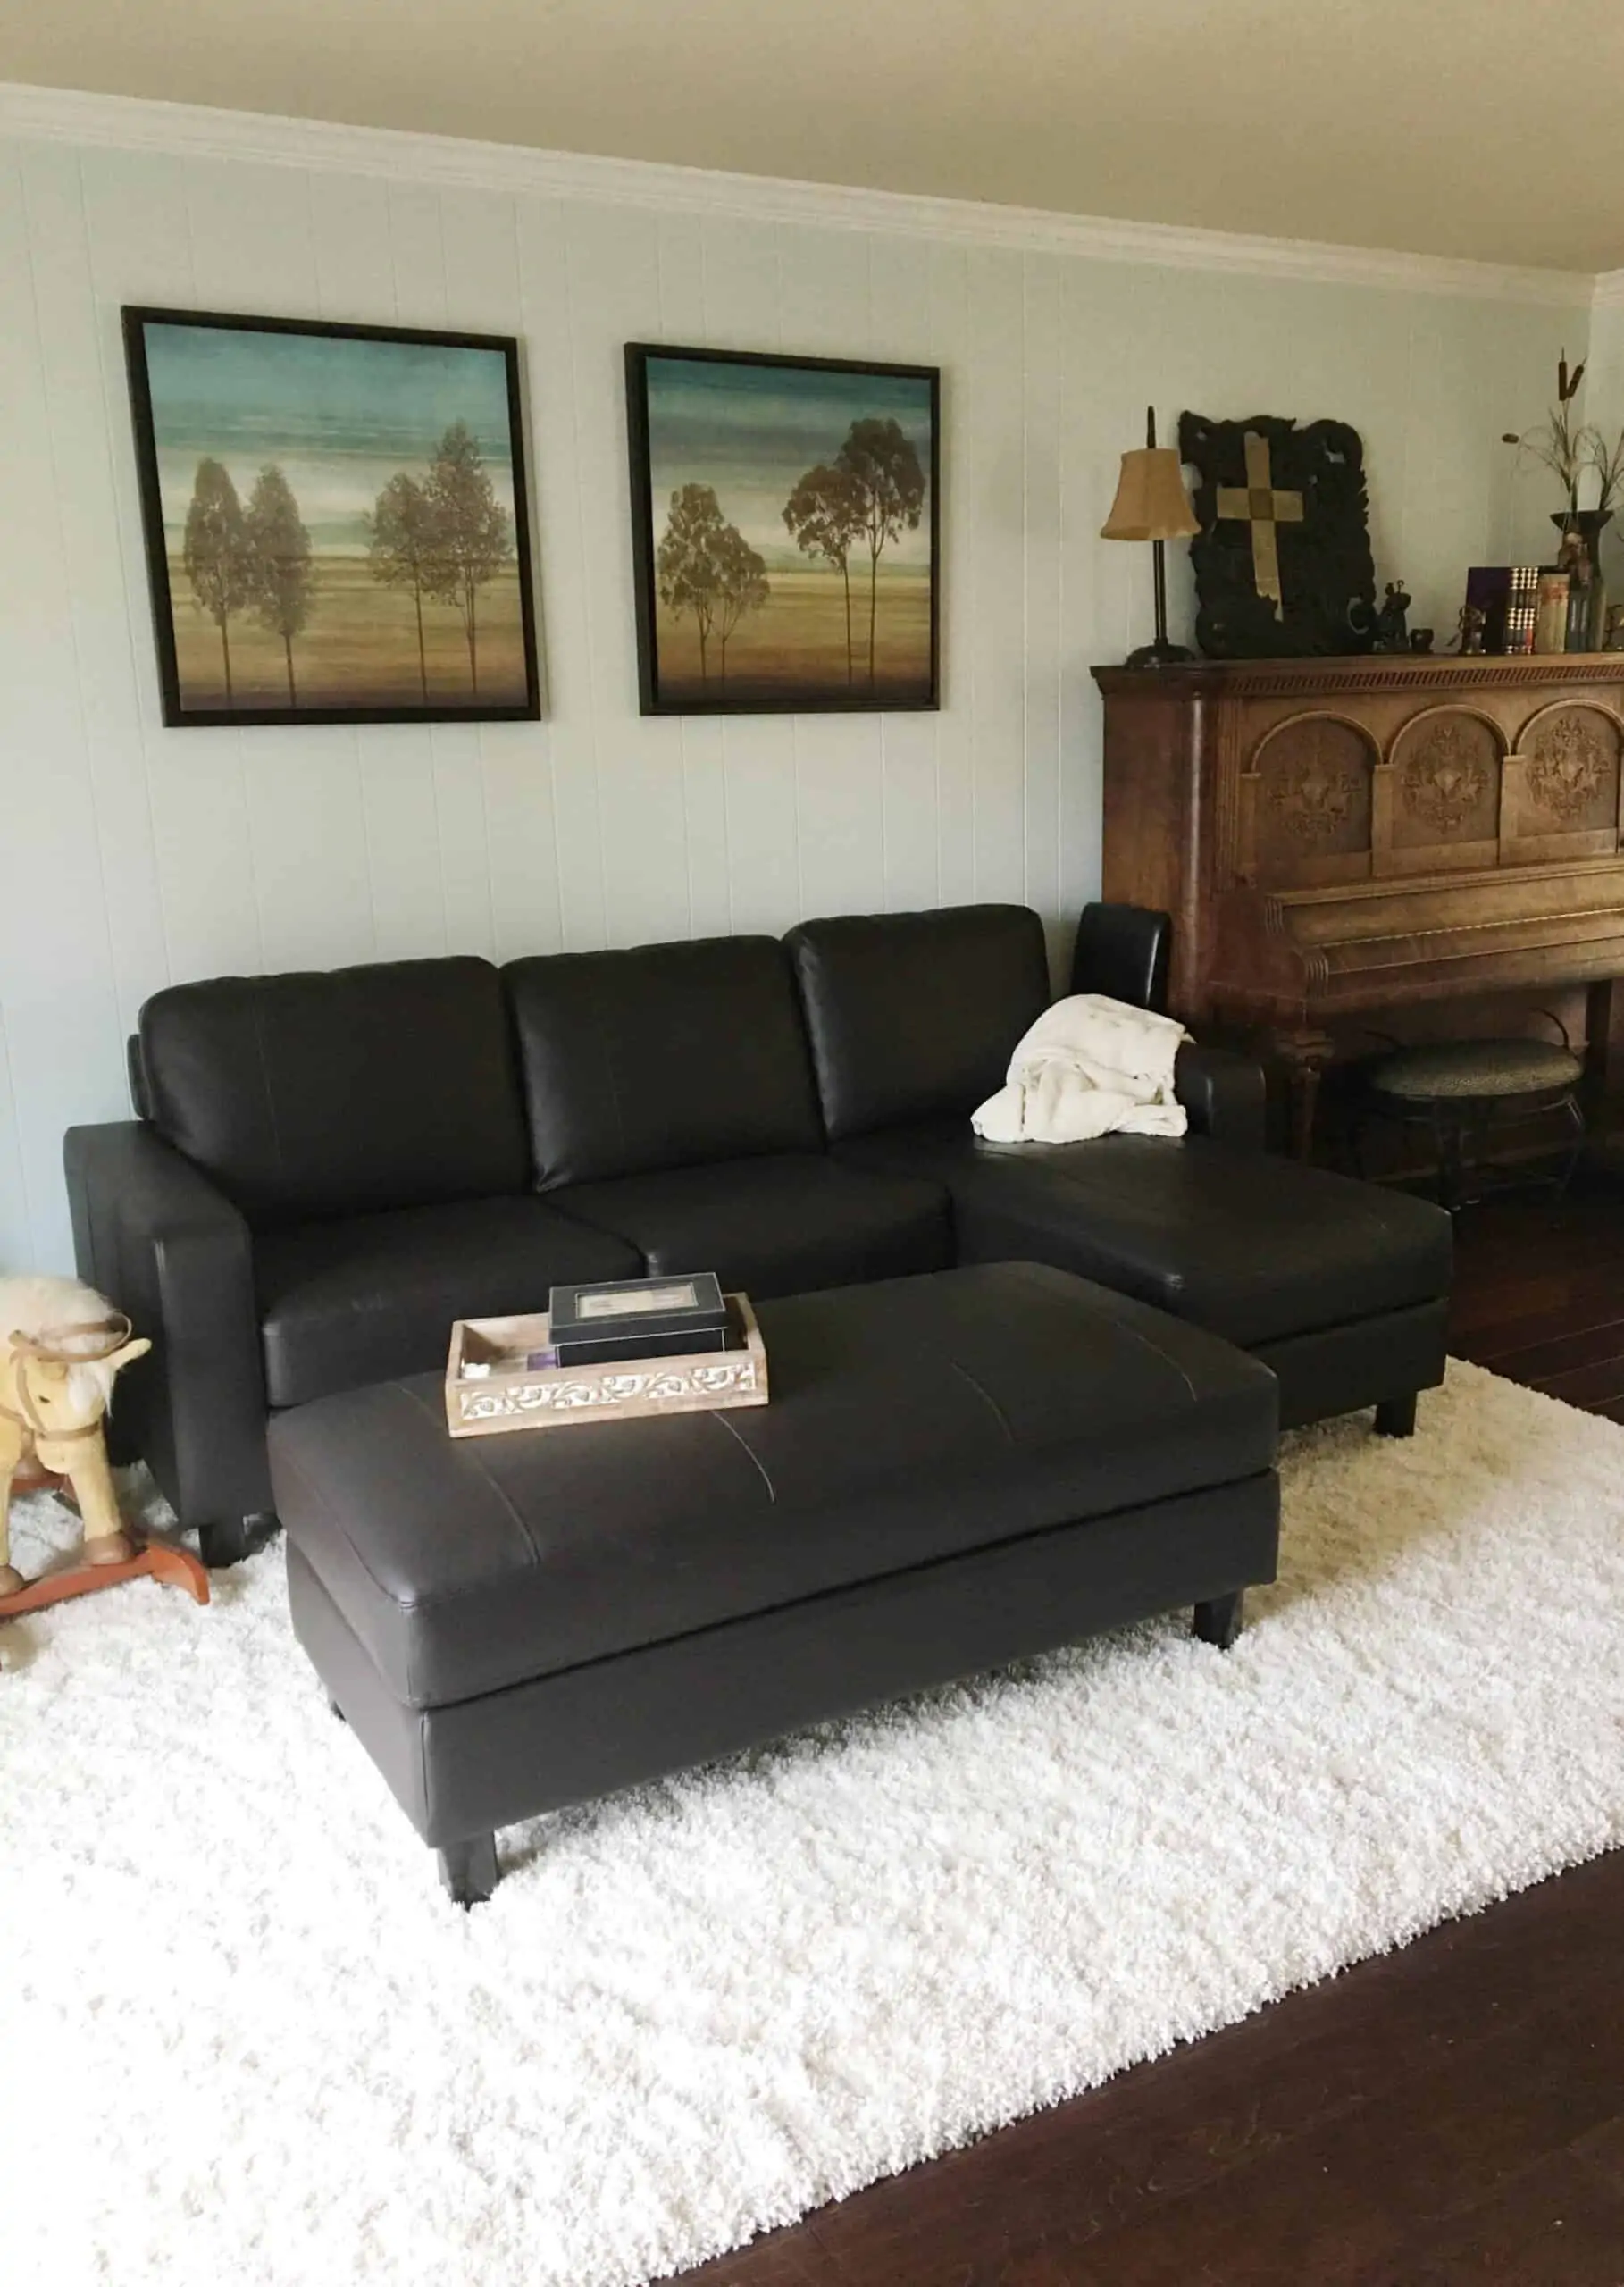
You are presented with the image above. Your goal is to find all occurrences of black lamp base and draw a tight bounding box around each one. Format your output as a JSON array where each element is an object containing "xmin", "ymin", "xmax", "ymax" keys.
[
  {"xmin": 1124, "ymin": 637, "xmax": 1198, "ymax": 668},
  {"xmin": 1122, "ymin": 536, "xmax": 1197, "ymax": 670}
]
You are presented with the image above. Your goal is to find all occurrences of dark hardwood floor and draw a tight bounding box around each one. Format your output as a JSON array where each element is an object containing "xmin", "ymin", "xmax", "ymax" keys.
[{"xmin": 675, "ymin": 1177, "xmax": 1624, "ymax": 2287}]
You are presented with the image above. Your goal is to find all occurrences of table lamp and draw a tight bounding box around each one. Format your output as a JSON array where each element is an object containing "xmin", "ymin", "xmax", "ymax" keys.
[{"xmin": 1101, "ymin": 407, "xmax": 1199, "ymax": 666}]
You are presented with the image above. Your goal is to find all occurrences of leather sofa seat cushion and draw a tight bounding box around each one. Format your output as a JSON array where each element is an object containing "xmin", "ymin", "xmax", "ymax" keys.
[
  {"xmin": 257, "ymin": 1197, "xmax": 640, "ymax": 1410},
  {"xmin": 557, "ymin": 1152, "xmax": 952, "ymax": 1300},
  {"xmin": 269, "ymin": 1261, "xmax": 1279, "ymax": 1708},
  {"xmin": 139, "ymin": 957, "xmax": 530, "ymax": 1225},
  {"xmin": 785, "ymin": 904, "xmax": 1051, "ymax": 1142},
  {"xmin": 839, "ymin": 1124, "xmax": 1452, "ymax": 1350},
  {"xmin": 505, "ymin": 936, "xmax": 824, "ymax": 1188}
]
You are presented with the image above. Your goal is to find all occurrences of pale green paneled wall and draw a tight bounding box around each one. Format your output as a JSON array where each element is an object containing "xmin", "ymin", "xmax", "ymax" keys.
[{"xmin": 0, "ymin": 115, "xmax": 1595, "ymax": 1270}]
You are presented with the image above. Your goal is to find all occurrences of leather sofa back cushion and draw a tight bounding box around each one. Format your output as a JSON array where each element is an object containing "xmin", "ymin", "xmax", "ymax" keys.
[
  {"xmin": 139, "ymin": 958, "xmax": 530, "ymax": 1224},
  {"xmin": 786, "ymin": 904, "xmax": 1051, "ymax": 1142},
  {"xmin": 505, "ymin": 936, "xmax": 824, "ymax": 1188}
]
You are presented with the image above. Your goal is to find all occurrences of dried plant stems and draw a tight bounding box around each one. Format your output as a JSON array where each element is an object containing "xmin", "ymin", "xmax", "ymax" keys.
[{"xmin": 1502, "ymin": 348, "xmax": 1624, "ymax": 520}]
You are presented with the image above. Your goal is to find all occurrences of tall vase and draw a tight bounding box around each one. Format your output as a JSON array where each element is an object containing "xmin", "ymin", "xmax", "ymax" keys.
[{"xmin": 1551, "ymin": 508, "xmax": 1613, "ymax": 651}]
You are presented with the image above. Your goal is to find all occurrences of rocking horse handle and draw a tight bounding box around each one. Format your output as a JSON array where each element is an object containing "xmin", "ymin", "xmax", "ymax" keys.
[
  {"xmin": 3, "ymin": 1315, "xmax": 143, "ymax": 1449},
  {"xmin": 7, "ymin": 1312, "xmax": 134, "ymax": 1364}
]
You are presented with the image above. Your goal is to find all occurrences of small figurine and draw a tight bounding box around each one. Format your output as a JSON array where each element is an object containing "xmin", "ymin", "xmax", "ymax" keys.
[
  {"xmin": 1606, "ymin": 603, "xmax": 1624, "ymax": 652},
  {"xmin": 1556, "ymin": 529, "xmax": 1592, "ymax": 584},
  {"xmin": 1409, "ymin": 627, "xmax": 1435, "ymax": 655},
  {"xmin": 1453, "ymin": 603, "xmax": 1487, "ymax": 656},
  {"xmin": 1371, "ymin": 581, "xmax": 1411, "ymax": 653}
]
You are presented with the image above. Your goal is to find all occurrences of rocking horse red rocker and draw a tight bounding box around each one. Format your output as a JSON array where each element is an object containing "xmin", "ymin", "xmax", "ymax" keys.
[{"xmin": 0, "ymin": 1277, "xmax": 208, "ymax": 1620}]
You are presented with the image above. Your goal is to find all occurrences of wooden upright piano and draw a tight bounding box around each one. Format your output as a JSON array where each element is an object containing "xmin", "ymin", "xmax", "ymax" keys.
[{"xmin": 1094, "ymin": 654, "xmax": 1624, "ymax": 1154}]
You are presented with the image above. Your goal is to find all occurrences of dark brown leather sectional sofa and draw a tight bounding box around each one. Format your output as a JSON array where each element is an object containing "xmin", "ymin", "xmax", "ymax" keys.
[{"xmin": 64, "ymin": 901, "xmax": 1452, "ymax": 1567}]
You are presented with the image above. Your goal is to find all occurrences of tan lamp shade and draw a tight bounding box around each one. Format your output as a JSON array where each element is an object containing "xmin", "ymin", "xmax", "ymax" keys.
[{"xmin": 1101, "ymin": 448, "xmax": 1199, "ymax": 543}]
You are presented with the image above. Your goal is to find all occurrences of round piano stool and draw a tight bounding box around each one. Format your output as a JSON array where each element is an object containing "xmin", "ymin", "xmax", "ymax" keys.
[{"xmin": 1356, "ymin": 1033, "xmax": 1586, "ymax": 1215}]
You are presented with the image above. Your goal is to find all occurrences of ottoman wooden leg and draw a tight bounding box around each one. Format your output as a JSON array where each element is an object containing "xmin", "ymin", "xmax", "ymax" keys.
[
  {"xmin": 1193, "ymin": 1588, "xmax": 1244, "ymax": 1649},
  {"xmin": 438, "ymin": 1832, "xmax": 499, "ymax": 1909},
  {"xmin": 1374, "ymin": 1392, "xmax": 1418, "ymax": 1438}
]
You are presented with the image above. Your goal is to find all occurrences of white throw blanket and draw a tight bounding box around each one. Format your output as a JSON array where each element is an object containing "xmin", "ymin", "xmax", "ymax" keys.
[{"xmin": 972, "ymin": 993, "xmax": 1190, "ymax": 1144}]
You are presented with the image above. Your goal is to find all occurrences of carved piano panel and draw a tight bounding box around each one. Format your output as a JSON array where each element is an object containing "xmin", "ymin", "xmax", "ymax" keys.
[
  {"xmin": 1249, "ymin": 715, "xmax": 1374, "ymax": 888},
  {"xmin": 1381, "ymin": 708, "xmax": 1501, "ymax": 875},
  {"xmin": 1503, "ymin": 701, "xmax": 1623, "ymax": 864},
  {"xmin": 1095, "ymin": 654, "xmax": 1624, "ymax": 1154}
]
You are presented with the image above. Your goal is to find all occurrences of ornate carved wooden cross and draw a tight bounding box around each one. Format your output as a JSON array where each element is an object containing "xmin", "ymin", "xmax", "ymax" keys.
[{"xmin": 1215, "ymin": 431, "xmax": 1304, "ymax": 612}]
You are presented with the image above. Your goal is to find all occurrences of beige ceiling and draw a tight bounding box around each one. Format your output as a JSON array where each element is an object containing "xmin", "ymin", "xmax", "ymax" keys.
[{"xmin": 4, "ymin": 0, "xmax": 1623, "ymax": 273}]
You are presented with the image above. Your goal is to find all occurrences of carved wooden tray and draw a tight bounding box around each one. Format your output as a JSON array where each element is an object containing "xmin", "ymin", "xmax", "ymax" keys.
[{"xmin": 444, "ymin": 1294, "xmax": 768, "ymax": 1437}]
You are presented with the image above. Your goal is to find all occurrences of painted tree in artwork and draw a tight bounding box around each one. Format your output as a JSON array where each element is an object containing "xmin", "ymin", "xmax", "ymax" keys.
[
  {"xmin": 245, "ymin": 465, "xmax": 313, "ymax": 708},
  {"xmin": 423, "ymin": 422, "xmax": 512, "ymax": 699},
  {"xmin": 833, "ymin": 417, "xmax": 926, "ymax": 687},
  {"xmin": 365, "ymin": 472, "xmax": 439, "ymax": 701},
  {"xmin": 783, "ymin": 463, "xmax": 864, "ymax": 684},
  {"xmin": 182, "ymin": 457, "xmax": 254, "ymax": 706},
  {"xmin": 657, "ymin": 483, "xmax": 769, "ymax": 688},
  {"xmin": 657, "ymin": 483, "xmax": 727, "ymax": 684},
  {"xmin": 711, "ymin": 525, "xmax": 770, "ymax": 689}
]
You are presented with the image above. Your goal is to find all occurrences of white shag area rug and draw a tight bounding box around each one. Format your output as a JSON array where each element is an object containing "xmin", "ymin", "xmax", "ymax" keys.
[{"xmin": 4, "ymin": 1358, "xmax": 1623, "ymax": 2287}]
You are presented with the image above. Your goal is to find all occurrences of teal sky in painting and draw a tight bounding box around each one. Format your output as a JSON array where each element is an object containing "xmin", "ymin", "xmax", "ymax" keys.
[
  {"xmin": 644, "ymin": 356, "xmax": 933, "ymax": 571},
  {"xmin": 143, "ymin": 323, "xmax": 517, "ymax": 554}
]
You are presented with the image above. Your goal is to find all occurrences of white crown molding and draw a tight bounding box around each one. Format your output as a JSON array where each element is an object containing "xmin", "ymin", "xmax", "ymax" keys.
[
  {"xmin": 0, "ymin": 80, "xmax": 1599, "ymax": 308},
  {"xmin": 1593, "ymin": 269, "xmax": 1624, "ymax": 311}
]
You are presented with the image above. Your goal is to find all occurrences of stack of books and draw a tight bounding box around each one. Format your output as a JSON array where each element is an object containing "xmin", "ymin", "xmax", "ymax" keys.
[{"xmin": 1465, "ymin": 565, "xmax": 1541, "ymax": 654}]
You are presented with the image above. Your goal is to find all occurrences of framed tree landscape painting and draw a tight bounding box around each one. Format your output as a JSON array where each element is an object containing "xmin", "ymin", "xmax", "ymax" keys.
[
  {"xmin": 625, "ymin": 344, "xmax": 939, "ymax": 714},
  {"xmin": 122, "ymin": 307, "xmax": 541, "ymax": 725}
]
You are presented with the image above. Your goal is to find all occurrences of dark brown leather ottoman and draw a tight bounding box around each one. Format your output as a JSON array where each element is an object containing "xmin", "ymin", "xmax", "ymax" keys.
[{"xmin": 270, "ymin": 1262, "xmax": 1279, "ymax": 1904}]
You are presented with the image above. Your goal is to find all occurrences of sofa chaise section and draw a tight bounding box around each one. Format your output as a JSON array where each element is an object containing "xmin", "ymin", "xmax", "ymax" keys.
[
  {"xmin": 787, "ymin": 903, "xmax": 1452, "ymax": 1433},
  {"xmin": 836, "ymin": 1123, "xmax": 1449, "ymax": 1430}
]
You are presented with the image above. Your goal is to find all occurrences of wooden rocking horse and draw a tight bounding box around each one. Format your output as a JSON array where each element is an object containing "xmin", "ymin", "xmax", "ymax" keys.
[{"xmin": 0, "ymin": 1276, "xmax": 207, "ymax": 1619}]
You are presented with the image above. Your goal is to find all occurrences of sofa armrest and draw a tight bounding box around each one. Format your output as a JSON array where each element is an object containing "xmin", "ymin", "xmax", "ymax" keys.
[
  {"xmin": 1174, "ymin": 1043, "xmax": 1268, "ymax": 1152},
  {"xmin": 63, "ymin": 1122, "xmax": 272, "ymax": 1529}
]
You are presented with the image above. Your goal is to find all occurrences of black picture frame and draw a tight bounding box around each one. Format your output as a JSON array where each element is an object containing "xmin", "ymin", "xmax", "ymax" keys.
[
  {"xmin": 122, "ymin": 306, "xmax": 542, "ymax": 727},
  {"xmin": 625, "ymin": 342, "xmax": 941, "ymax": 716}
]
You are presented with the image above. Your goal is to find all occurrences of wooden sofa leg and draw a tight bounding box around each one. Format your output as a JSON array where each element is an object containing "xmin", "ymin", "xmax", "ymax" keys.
[
  {"xmin": 1193, "ymin": 1588, "xmax": 1244, "ymax": 1649},
  {"xmin": 438, "ymin": 1832, "xmax": 499, "ymax": 1909},
  {"xmin": 1374, "ymin": 1393, "xmax": 1418, "ymax": 1438}
]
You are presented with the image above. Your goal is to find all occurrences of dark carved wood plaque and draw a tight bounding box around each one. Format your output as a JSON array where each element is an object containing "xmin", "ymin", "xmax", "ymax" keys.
[{"xmin": 1177, "ymin": 413, "xmax": 1377, "ymax": 660}]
